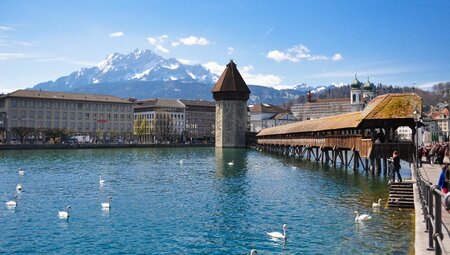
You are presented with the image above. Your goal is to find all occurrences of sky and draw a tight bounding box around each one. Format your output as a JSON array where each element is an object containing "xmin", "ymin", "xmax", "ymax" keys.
[{"xmin": 1, "ymin": 0, "xmax": 449, "ymax": 92}]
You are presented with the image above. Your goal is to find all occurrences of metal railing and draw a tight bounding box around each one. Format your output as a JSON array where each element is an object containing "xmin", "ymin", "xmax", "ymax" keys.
[{"xmin": 416, "ymin": 163, "xmax": 450, "ymax": 254}]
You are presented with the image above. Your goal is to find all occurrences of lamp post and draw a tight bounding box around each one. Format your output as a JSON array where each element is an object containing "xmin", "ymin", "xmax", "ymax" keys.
[{"xmin": 413, "ymin": 106, "xmax": 421, "ymax": 168}]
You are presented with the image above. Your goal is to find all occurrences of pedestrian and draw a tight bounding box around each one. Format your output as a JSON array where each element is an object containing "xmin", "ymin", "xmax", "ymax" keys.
[
  {"xmin": 391, "ymin": 151, "xmax": 402, "ymax": 183},
  {"xmin": 417, "ymin": 146, "xmax": 424, "ymax": 167},
  {"xmin": 438, "ymin": 164, "xmax": 448, "ymax": 193}
]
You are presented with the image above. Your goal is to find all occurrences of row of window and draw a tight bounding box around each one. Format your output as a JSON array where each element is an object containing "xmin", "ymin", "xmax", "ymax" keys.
[
  {"xmin": 9, "ymin": 120, "xmax": 132, "ymax": 131},
  {"xmin": 134, "ymin": 113, "xmax": 185, "ymax": 120},
  {"xmin": 10, "ymin": 110, "xmax": 132, "ymax": 122},
  {"xmin": 10, "ymin": 99, "xmax": 132, "ymax": 112}
]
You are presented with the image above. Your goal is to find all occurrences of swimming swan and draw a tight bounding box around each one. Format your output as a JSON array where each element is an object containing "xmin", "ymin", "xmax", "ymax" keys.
[
  {"xmin": 6, "ymin": 196, "xmax": 18, "ymax": 208},
  {"xmin": 58, "ymin": 206, "xmax": 71, "ymax": 220},
  {"xmin": 101, "ymin": 196, "xmax": 112, "ymax": 209},
  {"xmin": 355, "ymin": 211, "xmax": 371, "ymax": 222},
  {"xmin": 267, "ymin": 224, "xmax": 287, "ymax": 240},
  {"xmin": 372, "ymin": 199, "xmax": 381, "ymax": 208}
]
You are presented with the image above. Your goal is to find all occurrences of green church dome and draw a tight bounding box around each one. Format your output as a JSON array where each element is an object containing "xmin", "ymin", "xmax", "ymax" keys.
[
  {"xmin": 351, "ymin": 73, "xmax": 362, "ymax": 88},
  {"xmin": 363, "ymin": 77, "xmax": 375, "ymax": 91}
]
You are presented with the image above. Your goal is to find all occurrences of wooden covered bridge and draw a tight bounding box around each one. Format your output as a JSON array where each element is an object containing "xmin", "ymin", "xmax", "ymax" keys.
[{"xmin": 256, "ymin": 93, "xmax": 422, "ymax": 174}]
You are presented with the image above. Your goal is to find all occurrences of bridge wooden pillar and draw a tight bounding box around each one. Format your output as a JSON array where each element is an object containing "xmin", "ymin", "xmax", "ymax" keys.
[
  {"xmin": 376, "ymin": 158, "xmax": 382, "ymax": 174},
  {"xmin": 370, "ymin": 158, "xmax": 375, "ymax": 174},
  {"xmin": 383, "ymin": 158, "xmax": 388, "ymax": 175},
  {"xmin": 353, "ymin": 151, "xmax": 359, "ymax": 171},
  {"xmin": 315, "ymin": 147, "xmax": 320, "ymax": 162},
  {"xmin": 344, "ymin": 150, "xmax": 348, "ymax": 167}
]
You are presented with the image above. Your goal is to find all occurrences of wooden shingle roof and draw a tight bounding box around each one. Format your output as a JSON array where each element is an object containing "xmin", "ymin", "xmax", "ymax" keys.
[
  {"xmin": 211, "ymin": 60, "xmax": 250, "ymax": 101},
  {"xmin": 257, "ymin": 93, "xmax": 421, "ymax": 137}
]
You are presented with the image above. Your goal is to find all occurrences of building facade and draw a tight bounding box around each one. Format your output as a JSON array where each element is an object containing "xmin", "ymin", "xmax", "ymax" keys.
[
  {"xmin": 181, "ymin": 99, "xmax": 215, "ymax": 143},
  {"xmin": 291, "ymin": 74, "xmax": 374, "ymax": 121},
  {"xmin": 249, "ymin": 103, "xmax": 297, "ymax": 132},
  {"xmin": 133, "ymin": 98, "xmax": 185, "ymax": 143},
  {"xmin": 0, "ymin": 90, "xmax": 134, "ymax": 143}
]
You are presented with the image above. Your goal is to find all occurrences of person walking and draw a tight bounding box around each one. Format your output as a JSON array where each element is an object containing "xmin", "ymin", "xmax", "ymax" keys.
[{"xmin": 391, "ymin": 151, "xmax": 402, "ymax": 183}]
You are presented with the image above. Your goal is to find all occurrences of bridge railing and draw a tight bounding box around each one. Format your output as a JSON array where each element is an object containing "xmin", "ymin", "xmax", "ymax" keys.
[{"xmin": 416, "ymin": 162, "xmax": 450, "ymax": 254}]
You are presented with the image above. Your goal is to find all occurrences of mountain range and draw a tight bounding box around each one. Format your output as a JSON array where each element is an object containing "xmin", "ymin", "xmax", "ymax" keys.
[{"xmin": 31, "ymin": 49, "xmax": 329, "ymax": 104}]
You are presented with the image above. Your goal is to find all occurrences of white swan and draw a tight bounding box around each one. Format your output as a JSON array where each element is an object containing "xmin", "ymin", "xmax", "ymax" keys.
[
  {"xmin": 99, "ymin": 175, "xmax": 105, "ymax": 184},
  {"xmin": 227, "ymin": 160, "xmax": 234, "ymax": 166},
  {"xmin": 372, "ymin": 199, "xmax": 381, "ymax": 208},
  {"xmin": 58, "ymin": 206, "xmax": 71, "ymax": 219},
  {"xmin": 18, "ymin": 169, "xmax": 25, "ymax": 176},
  {"xmin": 6, "ymin": 196, "xmax": 17, "ymax": 208},
  {"xmin": 267, "ymin": 224, "xmax": 287, "ymax": 240},
  {"xmin": 249, "ymin": 249, "xmax": 257, "ymax": 255},
  {"xmin": 101, "ymin": 196, "xmax": 112, "ymax": 209},
  {"xmin": 179, "ymin": 159, "xmax": 184, "ymax": 165},
  {"xmin": 355, "ymin": 211, "xmax": 371, "ymax": 222},
  {"xmin": 16, "ymin": 184, "xmax": 22, "ymax": 191}
]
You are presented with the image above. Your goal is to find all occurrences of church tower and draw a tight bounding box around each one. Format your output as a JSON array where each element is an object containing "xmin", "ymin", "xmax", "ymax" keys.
[
  {"xmin": 363, "ymin": 77, "xmax": 375, "ymax": 102},
  {"xmin": 350, "ymin": 73, "xmax": 362, "ymax": 104},
  {"xmin": 212, "ymin": 60, "xmax": 251, "ymax": 148}
]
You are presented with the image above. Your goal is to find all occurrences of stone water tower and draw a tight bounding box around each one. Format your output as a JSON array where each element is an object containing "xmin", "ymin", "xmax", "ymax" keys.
[{"xmin": 211, "ymin": 60, "xmax": 251, "ymax": 148}]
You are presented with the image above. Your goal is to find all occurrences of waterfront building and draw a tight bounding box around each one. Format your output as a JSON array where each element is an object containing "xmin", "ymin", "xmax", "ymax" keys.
[
  {"xmin": 291, "ymin": 74, "xmax": 373, "ymax": 121},
  {"xmin": 180, "ymin": 99, "xmax": 215, "ymax": 143},
  {"xmin": 422, "ymin": 106, "xmax": 450, "ymax": 142},
  {"xmin": 249, "ymin": 103, "xmax": 297, "ymax": 132},
  {"xmin": 133, "ymin": 98, "xmax": 185, "ymax": 143},
  {"xmin": 0, "ymin": 90, "xmax": 134, "ymax": 143},
  {"xmin": 212, "ymin": 60, "xmax": 251, "ymax": 148}
]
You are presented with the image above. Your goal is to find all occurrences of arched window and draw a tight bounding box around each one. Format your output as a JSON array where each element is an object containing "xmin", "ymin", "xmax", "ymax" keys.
[{"xmin": 352, "ymin": 94, "xmax": 356, "ymax": 102}]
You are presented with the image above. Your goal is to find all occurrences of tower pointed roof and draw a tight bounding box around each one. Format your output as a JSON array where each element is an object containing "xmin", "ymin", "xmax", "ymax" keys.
[{"xmin": 212, "ymin": 60, "xmax": 251, "ymax": 101}]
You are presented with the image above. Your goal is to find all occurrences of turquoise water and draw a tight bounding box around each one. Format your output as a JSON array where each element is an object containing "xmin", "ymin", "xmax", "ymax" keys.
[{"xmin": 0, "ymin": 148, "xmax": 413, "ymax": 254}]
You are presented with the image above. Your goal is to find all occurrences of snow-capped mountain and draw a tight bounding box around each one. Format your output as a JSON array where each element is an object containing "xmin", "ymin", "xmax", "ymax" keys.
[
  {"xmin": 33, "ymin": 49, "xmax": 218, "ymax": 91},
  {"xmin": 30, "ymin": 48, "xmax": 338, "ymax": 104}
]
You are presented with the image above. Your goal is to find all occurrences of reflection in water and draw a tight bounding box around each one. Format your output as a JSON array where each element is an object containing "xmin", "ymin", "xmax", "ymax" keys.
[{"xmin": 0, "ymin": 148, "xmax": 413, "ymax": 254}]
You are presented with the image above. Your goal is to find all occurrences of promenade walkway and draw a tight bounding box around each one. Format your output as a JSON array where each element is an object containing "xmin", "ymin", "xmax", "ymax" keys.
[{"xmin": 414, "ymin": 162, "xmax": 450, "ymax": 254}]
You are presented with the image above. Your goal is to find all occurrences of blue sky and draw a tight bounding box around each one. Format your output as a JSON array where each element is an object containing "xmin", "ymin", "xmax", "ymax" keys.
[{"xmin": 1, "ymin": 0, "xmax": 449, "ymax": 92}]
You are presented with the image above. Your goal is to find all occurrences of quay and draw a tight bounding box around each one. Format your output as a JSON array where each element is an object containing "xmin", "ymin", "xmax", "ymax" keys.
[
  {"xmin": 414, "ymin": 162, "xmax": 450, "ymax": 255},
  {"xmin": 0, "ymin": 142, "xmax": 213, "ymax": 150}
]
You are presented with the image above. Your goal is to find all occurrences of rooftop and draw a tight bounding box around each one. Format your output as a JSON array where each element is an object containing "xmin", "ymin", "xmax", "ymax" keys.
[
  {"xmin": 257, "ymin": 93, "xmax": 421, "ymax": 136},
  {"xmin": 3, "ymin": 89, "xmax": 133, "ymax": 104}
]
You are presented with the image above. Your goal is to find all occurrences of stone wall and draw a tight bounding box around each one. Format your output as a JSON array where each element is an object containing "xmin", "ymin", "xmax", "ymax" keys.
[{"xmin": 215, "ymin": 100, "xmax": 247, "ymax": 147}]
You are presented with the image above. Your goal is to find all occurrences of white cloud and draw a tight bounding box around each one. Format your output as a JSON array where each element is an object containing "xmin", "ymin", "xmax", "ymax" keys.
[
  {"xmin": 309, "ymin": 55, "xmax": 328, "ymax": 61},
  {"xmin": 0, "ymin": 25, "xmax": 12, "ymax": 32},
  {"xmin": 267, "ymin": 50, "xmax": 291, "ymax": 62},
  {"xmin": 147, "ymin": 35, "xmax": 169, "ymax": 53},
  {"xmin": 147, "ymin": 35, "xmax": 168, "ymax": 45},
  {"xmin": 332, "ymin": 53, "xmax": 343, "ymax": 61},
  {"xmin": 110, "ymin": 32, "xmax": 124, "ymax": 37},
  {"xmin": 227, "ymin": 47, "xmax": 234, "ymax": 55},
  {"xmin": 155, "ymin": 44, "xmax": 169, "ymax": 53},
  {"xmin": 267, "ymin": 44, "xmax": 335, "ymax": 63},
  {"xmin": 177, "ymin": 58, "xmax": 197, "ymax": 65},
  {"xmin": 172, "ymin": 36, "xmax": 210, "ymax": 47},
  {"xmin": 416, "ymin": 81, "xmax": 442, "ymax": 89},
  {"xmin": 203, "ymin": 61, "xmax": 283, "ymax": 88},
  {"xmin": 203, "ymin": 61, "xmax": 225, "ymax": 76},
  {"xmin": 0, "ymin": 53, "xmax": 28, "ymax": 61}
]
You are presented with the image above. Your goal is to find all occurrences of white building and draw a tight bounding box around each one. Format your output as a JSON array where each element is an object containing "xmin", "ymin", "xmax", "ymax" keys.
[{"xmin": 249, "ymin": 103, "xmax": 297, "ymax": 132}]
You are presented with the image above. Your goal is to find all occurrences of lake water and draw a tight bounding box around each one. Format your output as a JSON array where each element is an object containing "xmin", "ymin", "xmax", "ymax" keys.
[{"xmin": 0, "ymin": 147, "xmax": 413, "ymax": 254}]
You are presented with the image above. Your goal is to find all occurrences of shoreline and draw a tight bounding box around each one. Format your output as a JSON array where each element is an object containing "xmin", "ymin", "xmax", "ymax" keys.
[{"xmin": 0, "ymin": 143, "xmax": 215, "ymax": 150}]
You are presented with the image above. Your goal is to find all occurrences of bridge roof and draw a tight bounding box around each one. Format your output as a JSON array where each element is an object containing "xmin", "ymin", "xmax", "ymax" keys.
[{"xmin": 257, "ymin": 93, "xmax": 421, "ymax": 136}]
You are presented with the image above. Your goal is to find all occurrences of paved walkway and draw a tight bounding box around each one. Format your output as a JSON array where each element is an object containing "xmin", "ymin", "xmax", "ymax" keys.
[{"xmin": 414, "ymin": 162, "xmax": 450, "ymax": 254}]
